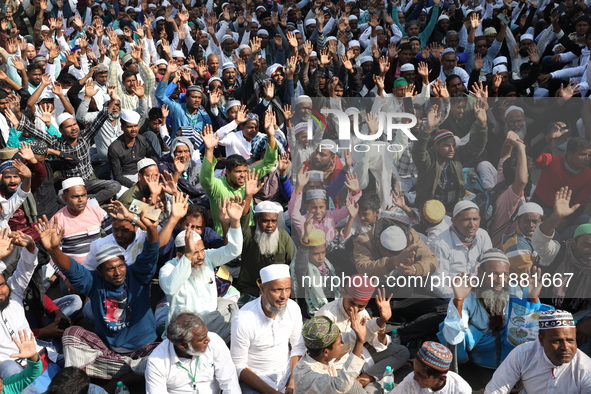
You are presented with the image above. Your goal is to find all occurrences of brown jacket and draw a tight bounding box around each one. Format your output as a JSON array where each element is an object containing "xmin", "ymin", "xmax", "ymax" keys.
[{"xmin": 354, "ymin": 217, "xmax": 438, "ymax": 277}]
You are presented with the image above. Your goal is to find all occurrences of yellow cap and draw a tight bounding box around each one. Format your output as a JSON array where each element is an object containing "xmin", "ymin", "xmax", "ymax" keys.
[
  {"xmin": 0, "ymin": 148, "xmax": 18, "ymax": 161},
  {"xmin": 423, "ymin": 200, "xmax": 446, "ymax": 224},
  {"xmin": 308, "ymin": 229, "xmax": 327, "ymax": 247}
]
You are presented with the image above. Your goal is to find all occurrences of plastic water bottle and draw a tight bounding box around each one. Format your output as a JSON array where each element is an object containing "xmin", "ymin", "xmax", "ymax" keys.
[
  {"xmin": 383, "ymin": 366, "xmax": 395, "ymax": 392},
  {"xmin": 114, "ymin": 381, "xmax": 130, "ymax": 394},
  {"xmin": 391, "ymin": 329, "xmax": 401, "ymax": 345}
]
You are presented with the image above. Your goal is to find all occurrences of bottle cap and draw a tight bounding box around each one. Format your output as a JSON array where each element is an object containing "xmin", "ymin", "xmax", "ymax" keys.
[
  {"xmin": 117, "ymin": 382, "xmax": 123, "ymax": 387},
  {"xmin": 392, "ymin": 329, "xmax": 398, "ymax": 334},
  {"xmin": 386, "ymin": 366, "xmax": 392, "ymax": 372}
]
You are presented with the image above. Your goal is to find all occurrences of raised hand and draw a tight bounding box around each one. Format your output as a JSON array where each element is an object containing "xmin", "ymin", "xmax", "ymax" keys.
[
  {"xmin": 348, "ymin": 307, "xmax": 367, "ymax": 343},
  {"xmin": 0, "ymin": 228, "xmax": 14, "ymax": 261},
  {"xmin": 426, "ymin": 104, "xmax": 441, "ymax": 129},
  {"xmin": 36, "ymin": 103, "xmax": 55, "ymax": 125},
  {"xmin": 345, "ymin": 195, "xmax": 359, "ymax": 218},
  {"xmin": 10, "ymin": 331, "xmax": 38, "ymax": 361},
  {"xmin": 278, "ymin": 152, "xmax": 291, "ymax": 174},
  {"xmin": 160, "ymin": 171, "xmax": 178, "ymax": 195},
  {"xmin": 452, "ymin": 272, "xmax": 474, "ymax": 299},
  {"xmin": 202, "ymin": 124, "xmax": 219, "ymax": 149},
  {"xmin": 244, "ymin": 168, "xmax": 263, "ymax": 197},
  {"xmin": 108, "ymin": 199, "xmax": 133, "ymax": 221},
  {"xmin": 375, "ymin": 287, "xmax": 393, "ymax": 322},
  {"xmin": 35, "ymin": 215, "xmax": 64, "ymax": 250},
  {"xmin": 344, "ymin": 172, "xmax": 360, "ymax": 194},
  {"xmin": 170, "ymin": 192, "xmax": 189, "ymax": 219},
  {"xmin": 226, "ymin": 196, "xmax": 246, "ymax": 222},
  {"xmin": 296, "ymin": 165, "xmax": 310, "ymax": 189},
  {"xmin": 554, "ymin": 186, "xmax": 580, "ymax": 218},
  {"xmin": 546, "ymin": 121, "xmax": 569, "ymax": 140},
  {"xmin": 18, "ymin": 142, "xmax": 35, "ymax": 162}
]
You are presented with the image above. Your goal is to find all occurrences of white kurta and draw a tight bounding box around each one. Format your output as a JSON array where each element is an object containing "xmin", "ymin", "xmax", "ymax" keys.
[
  {"xmin": 484, "ymin": 340, "xmax": 591, "ymax": 394},
  {"xmin": 145, "ymin": 333, "xmax": 241, "ymax": 394},
  {"xmin": 230, "ymin": 298, "xmax": 306, "ymax": 390},
  {"xmin": 292, "ymin": 352, "xmax": 365, "ymax": 394},
  {"xmin": 390, "ymin": 370, "xmax": 472, "ymax": 393}
]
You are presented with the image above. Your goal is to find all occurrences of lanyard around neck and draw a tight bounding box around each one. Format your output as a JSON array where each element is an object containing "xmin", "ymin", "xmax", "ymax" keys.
[{"xmin": 176, "ymin": 356, "xmax": 200, "ymax": 391}]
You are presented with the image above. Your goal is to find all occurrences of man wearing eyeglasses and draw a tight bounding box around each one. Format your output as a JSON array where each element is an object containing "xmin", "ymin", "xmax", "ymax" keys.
[{"xmin": 465, "ymin": 12, "xmax": 508, "ymax": 75}]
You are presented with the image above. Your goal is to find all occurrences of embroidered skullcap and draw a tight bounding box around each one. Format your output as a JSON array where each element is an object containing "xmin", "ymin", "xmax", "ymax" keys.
[
  {"xmin": 30, "ymin": 140, "xmax": 48, "ymax": 155},
  {"xmin": 253, "ymin": 201, "xmax": 283, "ymax": 214},
  {"xmin": 493, "ymin": 65, "xmax": 508, "ymax": 74},
  {"xmin": 520, "ymin": 34, "xmax": 534, "ymax": 42},
  {"xmin": 175, "ymin": 230, "xmax": 202, "ymax": 247},
  {"xmin": 484, "ymin": 27, "xmax": 498, "ymax": 36},
  {"xmin": 306, "ymin": 189, "xmax": 327, "ymax": 201},
  {"xmin": 504, "ymin": 105, "xmax": 524, "ymax": 118},
  {"xmin": 137, "ymin": 158, "xmax": 157, "ymax": 172},
  {"xmin": 225, "ymin": 100, "xmax": 241, "ymax": 111},
  {"xmin": 345, "ymin": 274, "xmax": 376, "ymax": 301},
  {"xmin": 380, "ymin": 226, "xmax": 407, "ymax": 252},
  {"xmin": 294, "ymin": 122, "xmax": 308, "ymax": 135},
  {"xmin": 539, "ymin": 310, "xmax": 575, "ymax": 330},
  {"xmin": 307, "ymin": 171, "xmax": 324, "ymax": 182},
  {"xmin": 57, "ymin": 113, "xmax": 75, "ymax": 126},
  {"xmin": 302, "ymin": 316, "xmax": 340, "ymax": 349},
  {"xmin": 121, "ymin": 54, "xmax": 133, "ymax": 65},
  {"xmin": 296, "ymin": 95, "xmax": 313, "ymax": 105},
  {"xmin": 477, "ymin": 248, "xmax": 509, "ymax": 265},
  {"xmin": 417, "ymin": 341, "xmax": 453, "ymax": 371},
  {"xmin": 305, "ymin": 19, "xmax": 316, "ymax": 27},
  {"xmin": 453, "ymin": 200, "xmax": 479, "ymax": 217},
  {"xmin": 493, "ymin": 56, "xmax": 508, "ymax": 66},
  {"xmin": 62, "ymin": 177, "xmax": 85, "ymax": 191},
  {"xmin": 222, "ymin": 34, "xmax": 234, "ymax": 43},
  {"xmin": 120, "ymin": 109, "xmax": 141, "ymax": 125},
  {"xmin": 266, "ymin": 63, "xmax": 284, "ymax": 77},
  {"xmin": 433, "ymin": 129, "xmax": 455, "ymax": 145},
  {"xmin": 349, "ymin": 40, "xmax": 360, "ymax": 48},
  {"xmin": 260, "ymin": 264, "xmax": 290, "ymax": 284},
  {"xmin": 257, "ymin": 29, "xmax": 269, "ymax": 36},
  {"xmin": 32, "ymin": 55, "xmax": 46, "ymax": 63},
  {"xmin": 307, "ymin": 229, "xmax": 326, "ymax": 247},
  {"xmin": 517, "ymin": 202, "xmax": 544, "ymax": 217},
  {"xmin": 0, "ymin": 161, "xmax": 14, "ymax": 174},
  {"xmin": 574, "ymin": 223, "xmax": 591, "ymax": 238},
  {"xmin": 359, "ymin": 56, "xmax": 373, "ymax": 65},
  {"xmin": 345, "ymin": 107, "xmax": 360, "ymax": 117},
  {"xmin": 400, "ymin": 63, "xmax": 415, "ymax": 72},
  {"xmin": 422, "ymin": 200, "xmax": 446, "ymax": 224},
  {"xmin": 246, "ymin": 112, "xmax": 259, "ymax": 123},
  {"xmin": 393, "ymin": 77, "xmax": 408, "ymax": 89},
  {"xmin": 318, "ymin": 140, "xmax": 338, "ymax": 153},
  {"xmin": 186, "ymin": 85, "xmax": 203, "ymax": 93},
  {"xmin": 95, "ymin": 244, "xmax": 125, "ymax": 267},
  {"xmin": 441, "ymin": 47, "xmax": 455, "ymax": 57},
  {"xmin": 221, "ymin": 62, "xmax": 236, "ymax": 71}
]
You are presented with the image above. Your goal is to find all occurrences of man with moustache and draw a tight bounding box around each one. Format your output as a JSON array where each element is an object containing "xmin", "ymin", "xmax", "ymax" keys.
[
  {"xmin": 145, "ymin": 312, "xmax": 241, "ymax": 394},
  {"xmin": 107, "ymin": 110, "xmax": 159, "ymax": 190},
  {"xmin": 501, "ymin": 203, "xmax": 544, "ymax": 275},
  {"xmin": 159, "ymin": 198, "xmax": 244, "ymax": 343},
  {"xmin": 231, "ymin": 264, "xmax": 306, "ymax": 394},
  {"xmin": 438, "ymin": 248, "xmax": 545, "ymax": 369},
  {"xmin": 436, "ymin": 49, "xmax": 470, "ymax": 89},
  {"xmin": 484, "ymin": 310, "xmax": 591, "ymax": 393},
  {"xmin": 157, "ymin": 137, "xmax": 205, "ymax": 200}
]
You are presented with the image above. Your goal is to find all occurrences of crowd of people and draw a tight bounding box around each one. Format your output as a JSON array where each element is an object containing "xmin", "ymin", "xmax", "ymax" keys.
[{"xmin": 0, "ymin": 0, "xmax": 589, "ymax": 392}]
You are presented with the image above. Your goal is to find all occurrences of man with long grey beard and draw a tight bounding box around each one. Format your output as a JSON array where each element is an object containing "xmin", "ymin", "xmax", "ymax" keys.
[
  {"xmin": 145, "ymin": 312, "xmax": 241, "ymax": 394},
  {"xmin": 235, "ymin": 185, "xmax": 295, "ymax": 307},
  {"xmin": 438, "ymin": 248, "xmax": 545, "ymax": 370},
  {"xmin": 231, "ymin": 264, "xmax": 305, "ymax": 394}
]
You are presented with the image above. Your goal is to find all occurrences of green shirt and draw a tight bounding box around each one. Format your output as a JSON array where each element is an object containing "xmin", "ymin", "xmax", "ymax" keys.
[
  {"xmin": 119, "ymin": 183, "xmax": 144, "ymax": 207},
  {"xmin": 200, "ymin": 144, "xmax": 278, "ymax": 235},
  {"xmin": 4, "ymin": 358, "xmax": 42, "ymax": 394}
]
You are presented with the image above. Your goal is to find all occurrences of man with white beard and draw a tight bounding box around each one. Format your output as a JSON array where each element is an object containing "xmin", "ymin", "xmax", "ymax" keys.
[
  {"xmin": 438, "ymin": 248, "xmax": 545, "ymax": 369},
  {"xmin": 145, "ymin": 312, "xmax": 241, "ymax": 394},
  {"xmin": 231, "ymin": 264, "xmax": 306, "ymax": 394},
  {"xmin": 157, "ymin": 137, "xmax": 205, "ymax": 200},
  {"xmin": 436, "ymin": 48, "xmax": 470, "ymax": 89},
  {"xmin": 234, "ymin": 197, "xmax": 295, "ymax": 307},
  {"xmin": 159, "ymin": 197, "xmax": 244, "ymax": 344}
]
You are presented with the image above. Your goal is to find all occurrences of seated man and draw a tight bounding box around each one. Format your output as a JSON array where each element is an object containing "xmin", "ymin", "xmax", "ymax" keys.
[
  {"xmin": 485, "ymin": 310, "xmax": 591, "ymax": 393},
  {"xmin": 501, "ymin": 202, "xmax": 543, "ymax": 275},
  {"xmin": 231, "ymin": 265, "xmax": 305, "ymax": 394},
  {"xmin": 316, "ymin": 276, "xmax": 410, "ymax": 391},
  {"xmin": 159, "ymin": 198, "xmax": 243, "ymax": 343},
  {"xmin": 439, "ymin": 249, "xmax": 544, "ymax": 369},
  {"xmin": 118, "ymin": 158, "xmax": 164, "ymax": 209},
  {"xmin": 293, "ymin": 314, "xmax": 366, "ymax": 394},
  {"xmin": 392, "ymin": 341, "xmax": 472, "ymax": 393},
  {"xmin": 36, "ymin": 214, "xmax": 160, "ymax": 392},
  {"xmin": 429, "ymin": 201, "xmax": 493, "ymax": 298},
  {"xmin": 157, "ymin": 137, "xmax": 205, "ymax": 200},
  {"xmin": 145, "ymin": 312, "xmax": 241, "ymax": 394}
]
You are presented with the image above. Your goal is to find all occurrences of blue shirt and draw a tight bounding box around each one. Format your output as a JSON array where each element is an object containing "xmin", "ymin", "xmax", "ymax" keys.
[{"xmin": 155, "ymin": 81, "xmax": 212, "ymax": 133}]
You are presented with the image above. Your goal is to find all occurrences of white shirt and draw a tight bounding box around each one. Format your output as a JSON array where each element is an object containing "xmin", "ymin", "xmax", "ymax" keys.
[
  {"xmin": 230, "ymin": 297, "xmax": 306, "ymax": 390},
  {"xmin": 145, "ymin": 334, "xmax": 241, "ymax": 394},
  {"xmin": 159, "ymin": 227, "xmax": 242, "ymax": 322},
  {"xmin": 0, "ymin": 248, "xmax": 42, "ymax": 362},
  {"xmin": 293, "ymin": 352, "xmax": 365, "ymax": 394},
  {"xmin": 484, "ymin": 340, "xmax": 591, "ymax": 394},
  {"xmin": 84, "ymin": 229, "xmax": 147, "ymax": 271},
  {"xmin": 428, "ymin": 227, "xmax": 493, "ymax": 298},
  {"xmin": 216, "ymin": 120, "xmax": 258, "ymax": 158},
  {"xmin": 390, "ymin": 371, "xmax": 472, "ymax": 394}
]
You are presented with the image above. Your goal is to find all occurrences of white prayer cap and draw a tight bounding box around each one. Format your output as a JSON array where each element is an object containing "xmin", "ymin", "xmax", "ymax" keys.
[
  {"xmin": 222, "ymin": 34, "xmax": 234, "ymax": 42},
  {"xmin": 238, "ymin": 44, "xmax": 250, "ymax": 51},
  {"xmin": 114, "ymin": 29, "xmax": 125, "ymax": 36},
  {"xmin": 137, "ymin": 158, "xmax": 157, "ymax": 172},
  {"xmin": 172, "ymin": 50, "xmax": 186, "ymax": 59},
  {"xmin": 318, "ymin": 139, "xmax": 338, "ymax": 153},
  {"xmin": 359, "ymin": 56, "xmax": 373, "ymax": 64},
  {"xmin": 266, "ymin": 63, "xmax": 284, "ymax": 77},
  {"xmin": 348, "ymin": 15, "xmax": 358, "ymax": 21},
  {"xmin": 155, "ymin": 59, "xmax": 168, "ymax": 66},
  {"xmin": 148, "ymin": 3, "xmax": 157, "ymax": 7},
  {"xmin": 62, "ymin": 177, "xmax": 85, "ymax": 191},
  {"xmin": 120, "ymin": 109, "xmax": 141, "ymax": 125},
  {"xmin": 380, "ymin": 226, "xmax": 408, "ymax": 252},
  {"xmin": 307, "ymin": 170, "xmax": 324, "ymax": 182},
  {"xmin": 95, "ymin": 244, "xmax": 125, "ymax": 268},
  {"xmin": 125, "ymin": 6, "xmax": 135, "ymax": 12},
  {"xmin": 477, "ymin": 248, "xmax": 509, "ymax": 265},
  {"xmin": 474, "ymin": 5, "xmax": 483, "ymax": 12},
  {"xmin": 325, "ymin": 36, "xmax": 337, "ymax": 43},
  {"xmin": 57, "ymin": 113, "xmax": 75, "ymax": 126},
  {"xmin": 520, "ymin": 34, "xmax": 534, "ymax": 42},
  {"xmin": 260, "ymin": 264, "xmax": 290, "ymax": 284},
  {"xmin": 493, "ymin": 56, "xmax": 508, "ymax": 66},
  {"xmin": 257, "ymin": 29, "xmax": 269, "ymax": 36},
  {"xmin": 175, "ymin": 230, "xmax": 202, "ymax": 247},
  {"xmin": 345, "ymin": 107, "xmax": 360, "ymax": 116},
  {"xmin": 254, "ymin": 201, "xmax": 284, "ymax": 214},
  {"xmin": 154, "ymin": 16, "xmax": 165, "ymax": 23},
  {"xmin": 305, "ymin": 19, "xmax": 316, "ymax": 27},
  {"xmin": 504, "ymin": 105, "xmax": 524, "ymax": 118},
  {"xmin": 452, "ymin": 200, "xmax": 479, "ymax": 217},
  {"xmin": 492, "ymin": 64, "xmax": 508, "ymax": 74},
  {"xmin": 38, "ymin": 89, "xmax": 55, "ymax": 101},
  {"xmin": 221, "ymin": 62, "xmax": 236, "ymax": 71},
  {"xmin": 348, "ymin": 40, "xmax": 360, "ymax": 48},
  {"xmin": 310, "ymin": 51, "xmax": 318, "ymax": 58},
  {"xmin": 41, "ymin": 25, "xmax": 50, "ymax": 31},
  {"xmin": 400, "ymin": 63, "xmax": 415, "ymax": 72},
  {"xmin": 517, "ymin": 202, "xmax": 544, "ymax": 217},
  {"xmin": 208, "ymin": 76, "xmax": 223, "ymax": 87},
  {"xmin": 296, "ymin": 95, "xmax": 312, "ymax": 105},
  {"xmin": 441, "ymin": 47, "xmax": 455, "ymax": 57},
  {"xmin": 438, "ymin": 14, "xmax": 449, "ymax": 21},
  {"xmin": 225, "ymin": 100, "xmax": 241, "ymax": 111}
]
